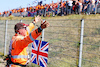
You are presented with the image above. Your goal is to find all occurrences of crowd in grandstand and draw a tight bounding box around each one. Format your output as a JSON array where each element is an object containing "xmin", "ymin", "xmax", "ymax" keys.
[{"xmin": 0, "ymin": 0, "xmax": 99, "ymax": 17}]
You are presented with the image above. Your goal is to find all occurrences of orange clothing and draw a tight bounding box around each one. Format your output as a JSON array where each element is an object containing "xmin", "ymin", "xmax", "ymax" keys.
[
  {"xmin": 26, "ymin": 23, "xmax": 35, "ymax": 35},
  {"xmin": 11, "ymin": 28, "xmax": 41, "ymax": 65},
  {"xmin": 36, "ymin": 5, "xmax": 41, "ymax": 10},
  {"xmin": 41, "ymin": 5, "xmax": 44, "ymax": 9},
  {"xmin": 36, "ymin": 6, "xmax": 38, "ymax": 10},
  {"xmin": 38, "ymin": 5, "xmax": 41, "ymax": 9},
  {"xmin": 17, "ymin": 10, "xmax": 20, "ymax": 13},
  {"xmin": 29, "ymin": 7, "xmax": 32, "ymax": 10},
  {"xmin": 20, "ymin": 8, "xmax": 24, "ymax": 12},
  {"xmin": 12, "ymin": 10, "xmax": 15, "ymax": 13},
  {"xmin": 9, "ymin": 22, "xmax": 42, "ymax": 67},
  {"xmin": 5, "ymin": 11, "xmax": 7, "ymax": 14}
]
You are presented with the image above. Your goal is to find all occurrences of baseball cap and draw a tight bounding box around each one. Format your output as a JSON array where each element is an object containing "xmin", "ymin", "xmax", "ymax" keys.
[{"xmin": 14, "ymin": 22, "xmax": 29, "ymax": 33}]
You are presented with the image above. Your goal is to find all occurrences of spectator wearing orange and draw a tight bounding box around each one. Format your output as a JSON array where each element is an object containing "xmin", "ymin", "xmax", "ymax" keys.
[
  {"xmin": 17, "ymin": 9, "xmax": 20, "ymax": 13},
  {"xmin": 47, "ymin": 4, "xmax": 51, "ymax": 17},
  {"xmin": 63, "ymin": 1, "xmax": 66, "ymax": 15},
  {"xmin": 60, "ymin": 2, "xmax": 64, "ymax": 16},
  {"xmin": 12, "ymin": 9, "xmax": 14, "ymax": 13},
  {"xmin": 36, "ymin": 5, "xmax": 39, "ymax": 15},
  {"xmin": 52, "ymin": 3, "xmax": 55, "ymax": 17},
  {"xmin": 26, "ymin": 7, "xmax": 29, "ymax": 12}
]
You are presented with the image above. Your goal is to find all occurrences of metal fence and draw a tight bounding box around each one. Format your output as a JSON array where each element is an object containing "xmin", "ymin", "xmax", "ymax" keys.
[{"xmin": 0, "ymin": 19, "xmax": 100, "ymax": 67}]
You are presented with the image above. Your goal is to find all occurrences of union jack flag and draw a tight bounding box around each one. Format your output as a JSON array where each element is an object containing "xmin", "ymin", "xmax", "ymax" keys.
[{"xmin": 31, "ymin": 40, "xmax": 49, "ymax": 67}]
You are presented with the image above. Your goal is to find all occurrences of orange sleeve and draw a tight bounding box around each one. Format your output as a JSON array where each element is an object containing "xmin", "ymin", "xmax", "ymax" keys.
[{"xmin": 26, "ymin": 23, "xmax": 35, "ymax": 35}]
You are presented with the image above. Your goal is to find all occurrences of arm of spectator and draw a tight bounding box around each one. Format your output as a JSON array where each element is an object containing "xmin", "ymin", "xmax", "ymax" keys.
[{"xmin": 27, "ymin": 15, "xmax": 41, "ymax": 35}]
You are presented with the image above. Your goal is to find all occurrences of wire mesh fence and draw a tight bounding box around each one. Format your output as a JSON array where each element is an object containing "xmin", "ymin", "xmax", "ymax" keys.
[
  {"xmin": 44, "ymin": 19, "xmax": 81, "ymax": 67},
  {"xmin": 0, "ymin": 19, "xmax": 100, "ymax": 67},
  {"xmin": 0, "ymin": 20, "xmax": 5, "ymax": 54},
  {"xmin": 82, "ymin": 19, "xmax": 100, "ymax": 67}
]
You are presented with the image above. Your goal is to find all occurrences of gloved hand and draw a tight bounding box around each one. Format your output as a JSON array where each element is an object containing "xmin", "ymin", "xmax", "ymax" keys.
[
  {"xmin": 40, "ymin": 20, "xmax": 49, "ymax": 29},
  {"xmin": 37, "ymin": 20, "xmax": 49, "ymax": 33}
]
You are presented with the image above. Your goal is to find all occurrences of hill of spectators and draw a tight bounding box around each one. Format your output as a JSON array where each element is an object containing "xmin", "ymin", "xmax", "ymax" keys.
[{"xmin": 0, "ymin": 0, "xmax": 100, "ymax": 17}]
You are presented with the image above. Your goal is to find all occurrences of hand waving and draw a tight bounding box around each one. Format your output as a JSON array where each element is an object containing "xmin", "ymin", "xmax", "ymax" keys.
[
  {"xmin": 40, "ymin": 20, "xmax": 50, "ymax": 29},
  {"xmin": 33, "ymin": 15, "xmax": 41, "ymax": 23}
]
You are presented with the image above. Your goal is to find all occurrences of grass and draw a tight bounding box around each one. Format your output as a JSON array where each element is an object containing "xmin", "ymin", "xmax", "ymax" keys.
[
  {"xmin": 0, "ymin": 14, "xmax": 100, "ymax": 67},
  {"xmin": 0, "ymin": 14, "xmax": 100, "ymax": 20}
]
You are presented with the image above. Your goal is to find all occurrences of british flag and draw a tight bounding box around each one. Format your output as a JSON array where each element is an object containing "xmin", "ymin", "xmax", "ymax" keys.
[{"xmin": 31, "ymin": 40, "xmax": 49, "ymax": 67}]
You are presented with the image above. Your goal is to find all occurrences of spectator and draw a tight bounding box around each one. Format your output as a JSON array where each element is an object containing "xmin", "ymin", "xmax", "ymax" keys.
[
  {"xmin": 68, "ymin": 0, "xmax": 73, "ymax": 15},
  {"xmin": 52, "ymin": 2, "xmax": 56, "ymax": 17},
  {"xmin": 75, "ymin": 0, "xmax": 82, "ymax": 14},
  {"xmin": 66, "ymin": 1, "xmax": 69, "ymax": 15},
  {"xmin": 60, "ymin": 2, "xmax": 64, "ymax": 16},
  {"xmin": 7, "ymin": 16, "xmax": 49, "ymax": 67},
  {"xmin": 47, "ymin": 4, "xmax": 51, "ymax": 17},
  {"xmin": 57, "ymin": 2, "xmax": 60, "ymax": 15},
  {"xmin": 1, "ymin": 0, "xmax": 99, "ymax": 17},
  {"xmin": 86, "ymin": 0, "xmax": 91, "ymax": 15},
  {"xmin": 63, "ymin": 1, "xmax": 66, "ymax": 15},
  {"xmin": 41, "ymin": 4, "xmax": 44, "ymax": 16},
  {"xmin": 43, "ymin": 4, "xmax": 47, "ymax": 17},
  {"xmin": 90, "ymin": 0, "xmax": 95, "ymax": 14}
]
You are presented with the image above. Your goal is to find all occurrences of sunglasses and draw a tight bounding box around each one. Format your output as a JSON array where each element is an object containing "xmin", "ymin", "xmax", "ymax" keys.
[{"xmin": 23, "ymin": 27, "xmax": 27, "ymax": 30}]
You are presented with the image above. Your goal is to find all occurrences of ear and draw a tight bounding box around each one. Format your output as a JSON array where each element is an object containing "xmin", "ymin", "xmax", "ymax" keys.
[{"xmin": 17, "ymin": 30, "xmax": 19, "ymax": 34}]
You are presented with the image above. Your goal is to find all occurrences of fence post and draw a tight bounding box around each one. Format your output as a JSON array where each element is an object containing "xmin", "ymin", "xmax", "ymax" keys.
[
  {"xmin": 78, "ymin": 19, "xmax": 84, "ymax": 67},
  {"xmin": 20, "ymin": 19, "xmax": 22, "ymax": 23},
  {"xmin": 39, "ymin": 20, "xmax": 45, "ymax": 67},
  {"xmin": 4, "ymin": 20, "xmax": 8, "ymax": 56},
  {"xmin": 41, "ymin": 29, "xmax": 44, "ymax": 41}
]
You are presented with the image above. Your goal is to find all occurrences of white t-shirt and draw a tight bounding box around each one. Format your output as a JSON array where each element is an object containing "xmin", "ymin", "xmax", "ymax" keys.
[
  {"xmin": 91, "ymin": 0, "xmax": 95, "ymax": 5},
  {"xmin": 24, "ymin": 8, "xmax": 27, "ymax": 12},
  {"xmin": 79, "ymin": 2, "xmax": 82, "ymax": 5},
  {"xmin": 68, "ymin": 1, "xmax": 73, "ymax": 6}
]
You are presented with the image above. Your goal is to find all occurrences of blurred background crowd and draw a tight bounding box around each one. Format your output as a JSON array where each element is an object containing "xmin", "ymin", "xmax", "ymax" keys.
[{"xmin": 0, "ymin": 0, "xmax": 100, "ymax": 17}]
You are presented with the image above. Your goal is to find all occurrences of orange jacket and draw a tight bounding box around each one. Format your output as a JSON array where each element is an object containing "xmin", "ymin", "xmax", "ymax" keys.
[
  {"xmin": 10, "ymin": 23, "xmax": 41, "ymax": 65},
  {"xmin": 41, "ymin": 5, "xmax": 44, "ymax": 9},
  {"xmin": 11, "ymin": 29, "xmax": 41, "ymax": 65},
  {"xmin": 9, "ymin": 23, "xmax": 35, "ymax": 55},
  {"xmin": 26, "ymin": 23, "xmax": 35, "ymax": 35}
]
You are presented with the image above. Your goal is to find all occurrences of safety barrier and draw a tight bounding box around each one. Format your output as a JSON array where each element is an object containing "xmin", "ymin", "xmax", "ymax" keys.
[{"xmin": 0, "ymin": 19, "xmax": 100, "ymax": 67}]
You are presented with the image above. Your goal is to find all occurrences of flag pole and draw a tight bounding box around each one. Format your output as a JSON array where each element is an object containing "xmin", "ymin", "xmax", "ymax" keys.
[
  {"xmin": 41, "ymin": 19, "xmax": 45, "ymax": 41},
  {"xmin": 38, "ymin": 20, "xmax": 45, "ymax": 67}
]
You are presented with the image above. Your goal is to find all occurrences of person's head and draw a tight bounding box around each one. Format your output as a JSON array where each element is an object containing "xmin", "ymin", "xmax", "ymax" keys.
[{"xmin": 14, "ymin": 22, "xmax": 29, "ymax": 36}]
